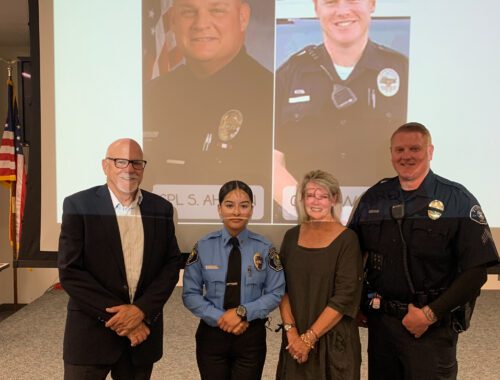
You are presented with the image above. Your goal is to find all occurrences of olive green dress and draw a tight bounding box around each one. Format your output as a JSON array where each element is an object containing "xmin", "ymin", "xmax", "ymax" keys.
[{"xmin": 276, "ymin": 226, "xmax": 363, "ymax": 380}]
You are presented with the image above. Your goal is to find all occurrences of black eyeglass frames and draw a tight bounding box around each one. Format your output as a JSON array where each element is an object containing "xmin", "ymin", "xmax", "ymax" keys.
[{"xmin": 106, "ymin": 157, "xmax": 147, "ymax": 170}]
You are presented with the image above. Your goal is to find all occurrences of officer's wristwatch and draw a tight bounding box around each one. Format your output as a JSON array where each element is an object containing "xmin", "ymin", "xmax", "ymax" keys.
[
  {"xmin": 236, "ymin": 305, "xmax": 247, "ymax": 321},
  {"xmin": 283, "ymin": 323, "xmax": 296, "ymax": 332}
]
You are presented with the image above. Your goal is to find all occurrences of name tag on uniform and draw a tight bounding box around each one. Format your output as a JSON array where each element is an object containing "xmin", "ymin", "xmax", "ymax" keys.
[
  {"xmin": 205, "ymin": 265, "xmax": 220, "ymax": 270},
  {"xmin": 288, "ymin": 95, "xmax": 310, "ymax": 104}
]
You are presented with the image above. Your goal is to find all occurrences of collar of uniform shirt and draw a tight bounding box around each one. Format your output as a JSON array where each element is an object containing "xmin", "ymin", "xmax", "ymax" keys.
[
  {"xmin": 399, "ymin": 170, "xmax": 436, "ymax": 201},
  {"xmin": 108, "ymin": 187, "xmax": 143, "ymax": 213},
  {"xmin": 222, "ymin": 227, "xmax": 249, "ymax": 247}
]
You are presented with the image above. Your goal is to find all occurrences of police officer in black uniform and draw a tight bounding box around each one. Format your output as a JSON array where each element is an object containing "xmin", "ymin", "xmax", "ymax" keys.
[
  {"xmin": 274, "ymin": 0, "xmax": 408, "ymax": 218},
  {"xmin": 349, "ymin": 122, "xmax": 499, "ymax": 379},
  {"xmin": 142, "ymin": 0, "xmax": 273, "ymax": 220}
]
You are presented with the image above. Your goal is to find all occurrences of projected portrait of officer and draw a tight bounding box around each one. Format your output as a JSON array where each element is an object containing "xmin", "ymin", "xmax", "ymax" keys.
[
  {"xmin": 274, "ymin": 0, "xmax": 409, "ymax": 219},
  {"xmin": 142, "ymin": 0, "xmax": 274, "ymax": 221}
]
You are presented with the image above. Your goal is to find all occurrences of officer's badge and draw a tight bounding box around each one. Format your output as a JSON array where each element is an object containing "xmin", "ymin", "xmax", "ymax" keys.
[
  {"xmin": 428, "ymin": 200, "xmax": 445, "ymax": 220},
  {"xmin": 470, "ymin": 205, "xmax": 487, "ymax": 225},
  {"xmin": 253, "ymin": 252, "xmax": 264, "ymax": 271},
  {"xmin": 268, "ymin": 247, "xmax": 283, "ymax": 272},
  {"xmin": 186, "ymin": 244, "xmax": 199, "ymax": 266},
  {"xmin": 218, "ymin": 109, "xmax": 243, "ymax": 144},
  {"xmin": 377, "ymin": 68, "xmax": 400, "ymax": 97}
]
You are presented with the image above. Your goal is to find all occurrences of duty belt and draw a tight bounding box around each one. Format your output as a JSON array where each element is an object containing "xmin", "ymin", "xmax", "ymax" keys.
[
  {"xmin": 377, "ymin": 299, "xmax": 451, "ymax": 328},
  {"xmin": 379, "ymin": 299, "xmax": 408, "ymax": 319}
]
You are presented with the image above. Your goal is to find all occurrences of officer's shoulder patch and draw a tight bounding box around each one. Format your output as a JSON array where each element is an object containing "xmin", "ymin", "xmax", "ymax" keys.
[
  {"xmin": 470, "ymin": 205, "xmax": 487, "ymax": 225},
  {"xmin": 186, "ymin": 243, "xmax": 199, "ymax": 266},
  {"xmin": 268, "ymin": 246, "xmax": 283, "ymax": 272}
]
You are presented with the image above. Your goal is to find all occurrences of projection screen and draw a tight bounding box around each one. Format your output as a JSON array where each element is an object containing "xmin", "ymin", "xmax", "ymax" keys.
[{"xmin": 34, "ymin": 0, "xmax": 500, "ymax": 257}]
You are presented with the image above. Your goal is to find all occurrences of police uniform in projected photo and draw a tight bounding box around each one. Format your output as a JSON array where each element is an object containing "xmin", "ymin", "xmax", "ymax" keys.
[
  {"xmin": 142, "ymin": 0, "xmax": 273, "ymax": 219},
  {"xmin": 274, "ymin": 0, "xmax": 408, "ymax": 217}
]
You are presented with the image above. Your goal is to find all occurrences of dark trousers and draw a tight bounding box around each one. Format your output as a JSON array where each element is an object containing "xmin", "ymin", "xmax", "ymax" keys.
[
  {"xmin": 196, "ymin": 319, "xmax": 267, "ymax": 380},
  {"xmin": 367, "ymin": 312, "xmax": 458, "ymax": 380},
  {"xmin": 64, "ymin": 349, "xmax": 153, "ymax": 380}
]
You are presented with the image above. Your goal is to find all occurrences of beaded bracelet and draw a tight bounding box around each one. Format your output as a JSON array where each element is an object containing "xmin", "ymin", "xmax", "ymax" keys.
[
  {"xmin": 306, "ymin": 329, "xmax": 318, "ymax": 342},
  {"xmin": 300, "ymin": 329, "xmax": 318, "ymax": 350},
  {"xmin": 300, "ymin": 334, "xmax": 315, "ymax": 349}
]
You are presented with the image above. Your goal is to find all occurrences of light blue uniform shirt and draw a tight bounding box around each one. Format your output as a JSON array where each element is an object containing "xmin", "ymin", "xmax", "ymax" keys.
[{"xmin": 182, "ymin": 228, "xmax": 285, "ymax": 327}]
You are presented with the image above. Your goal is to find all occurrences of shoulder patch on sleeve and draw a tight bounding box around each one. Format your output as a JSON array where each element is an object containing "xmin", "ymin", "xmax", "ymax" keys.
[
  {"xmin": 186, "ymin": 243, "xmax": 199, "ymax": 266},
  {"xmin": 470, "ymin": 205, "xmax": 487, "ymax": 225},
  {"xmin": 268, "ymin": 246, "xmax": 283, "ymax": 272}
]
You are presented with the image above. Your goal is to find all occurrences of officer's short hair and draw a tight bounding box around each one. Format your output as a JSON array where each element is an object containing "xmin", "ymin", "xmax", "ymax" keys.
[
  {"xmin": 219, "ymin": 180, "xmax": 253, "ymax": 204},
  {"xmin": 391, "ymin": 122, "xmax": 432, "ymax": 144},
  {"xmin": 296, "ymin": 170, "xmax": 343, "ymax": 223}
]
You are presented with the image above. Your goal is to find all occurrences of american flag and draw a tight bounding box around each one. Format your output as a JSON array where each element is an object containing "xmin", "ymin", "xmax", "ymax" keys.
[
  {"xmin": 0, "ymin": 78, "xmax": 27, "ymax": 252},
  {"xmin": 143, "ymin": 0, "xmax": 184, "ymax": 82}
]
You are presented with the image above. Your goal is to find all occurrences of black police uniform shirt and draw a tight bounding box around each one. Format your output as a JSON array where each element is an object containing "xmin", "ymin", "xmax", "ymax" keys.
[
  {"xmin": 142, "ymin": 47, "xmax": 273, "ymax": 214},
  {"xmin": 349, "ymin": 171, "xmax": 499, "ymax": 303},
  {"xmin": 275, "ymin": 40, "xmax": 408, "ymax": 187}
]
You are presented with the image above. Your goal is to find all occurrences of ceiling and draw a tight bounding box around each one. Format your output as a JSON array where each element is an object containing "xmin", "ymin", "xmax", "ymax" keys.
[{"xmin": 0, "ymin": 0, "xmax": 30, "ymax": 48}]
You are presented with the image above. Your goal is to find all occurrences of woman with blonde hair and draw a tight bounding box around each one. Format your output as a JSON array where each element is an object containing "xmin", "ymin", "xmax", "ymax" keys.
[{"xmin": 276, "ymin": 170, "xmax": 363, "ymax": 379}]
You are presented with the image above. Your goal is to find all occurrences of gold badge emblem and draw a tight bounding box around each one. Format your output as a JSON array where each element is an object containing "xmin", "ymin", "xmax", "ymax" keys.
[
  {"xmin": 253, "ymin": 252, "xmax": 264, "ymax": 271},
  {"xmin": 218, "ymin": 109, "xmax": 243, "ymax": 143},
  {"xmin": 377, "ymin": 68, "xmax": 400, "ymax": 97},
  {"xmin": 428, "ymin": 200, "xmax": 445, "ymax": 220}
]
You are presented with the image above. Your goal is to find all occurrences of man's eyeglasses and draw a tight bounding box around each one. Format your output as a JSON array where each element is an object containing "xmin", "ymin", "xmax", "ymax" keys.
[{"xmin": 106, "ymin": 157, "xmax": 147, "ymax": 170}]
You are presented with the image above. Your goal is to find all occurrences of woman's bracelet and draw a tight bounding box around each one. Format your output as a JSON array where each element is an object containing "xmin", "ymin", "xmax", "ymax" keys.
[
  {"xmin": 300, "ymin": 329, "xmax": 318, "ymax": 349},
  {"xmin": 300, "ymin": 334, "xmax": 314, "ymax": 349},
  {"xmin": 306, "ymin": 329, "xmax": 318, "ymax": 341}
]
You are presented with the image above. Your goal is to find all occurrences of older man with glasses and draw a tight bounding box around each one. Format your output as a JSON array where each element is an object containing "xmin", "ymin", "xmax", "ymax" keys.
[{"xmin": 58, "ymin": 138, "xmax": 182, "ymax": 380}]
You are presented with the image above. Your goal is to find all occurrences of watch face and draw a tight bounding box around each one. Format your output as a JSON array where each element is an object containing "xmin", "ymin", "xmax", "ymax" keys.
[{"xmin": 237, "ymin": 305, "xmax": 246, "ymax": 317}]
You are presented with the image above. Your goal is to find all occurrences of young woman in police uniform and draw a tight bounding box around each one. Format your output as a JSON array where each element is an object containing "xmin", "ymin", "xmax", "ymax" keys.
[{"xmin": 182, "ymin": 180, "xmax": 285, "ymax": 380}]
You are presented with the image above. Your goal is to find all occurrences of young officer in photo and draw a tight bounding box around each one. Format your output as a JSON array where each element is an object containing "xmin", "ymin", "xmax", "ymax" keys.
[{"xmin": 274, "ymin": 0, "xmax": 408, "ymax": 214}]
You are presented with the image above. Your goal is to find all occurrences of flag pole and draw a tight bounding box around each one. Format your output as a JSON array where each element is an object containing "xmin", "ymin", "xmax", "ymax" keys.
[
  {"xmin": 10, "ymin": 182, "xmax": 19, "ymax": 305},
  {"xmin": 6, "ymin": 63, "xmax": 19, "ymax": 305}
]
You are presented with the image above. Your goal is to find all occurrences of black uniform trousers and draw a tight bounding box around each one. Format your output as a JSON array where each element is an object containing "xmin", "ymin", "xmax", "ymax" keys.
[
  {"xmin": 196, "ymin": 319, "xmax": 267, "ymax": 380},
  {"xmin": 64, "ymin": 349, "xmax": 153, "ymax": 380},
  {"xmin": 367, "ymin": 312, "xmax": 458, "ymax": 380}
]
